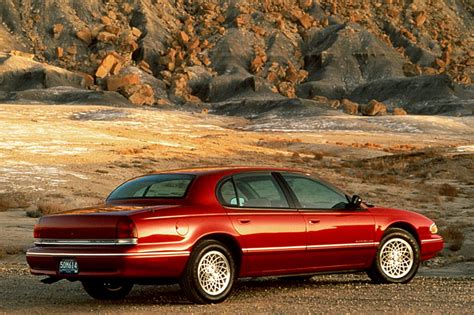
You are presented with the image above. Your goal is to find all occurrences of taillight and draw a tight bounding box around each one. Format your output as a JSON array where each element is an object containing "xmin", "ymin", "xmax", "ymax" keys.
[
  {"xmin": 33, "ymin": 224, "xmax": 41, "ymax": 238},
  {"xmin": 116, "ymin": 218, "xmax": 138, "ymax": 239}
]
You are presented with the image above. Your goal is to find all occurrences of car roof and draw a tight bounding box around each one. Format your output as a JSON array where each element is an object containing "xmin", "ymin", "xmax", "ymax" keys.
[{"xmin": 147, "ymin": 166, "xmax": 310, "ymax": 177}]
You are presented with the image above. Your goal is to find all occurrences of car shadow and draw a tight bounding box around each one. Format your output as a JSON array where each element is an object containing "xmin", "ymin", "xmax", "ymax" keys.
[{"xmin": 100, "ymin": 274, "xmax": 373, "ymax": 306}]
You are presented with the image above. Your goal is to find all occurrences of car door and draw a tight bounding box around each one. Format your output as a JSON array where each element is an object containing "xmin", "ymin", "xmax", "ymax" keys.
[
  {"xmin": 279, "ymin": 172, "xmax": 376, "ymax": 271},
  {"xmin": 218, "ymin": 172, "xmax": 306, "ymax": 276}
]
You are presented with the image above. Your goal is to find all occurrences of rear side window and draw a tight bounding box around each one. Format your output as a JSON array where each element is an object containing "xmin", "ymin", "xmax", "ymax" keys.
[
  {"xmin": 107, "ymin": 174, "xmax": 195, "ymax": 200},
  {"xmin": 232, "ymin": 173, "xmax": 289, "ymax": 208},
  {"xmin": 218, "ymin": 179, "xmax": 239, "ymax": 206}
]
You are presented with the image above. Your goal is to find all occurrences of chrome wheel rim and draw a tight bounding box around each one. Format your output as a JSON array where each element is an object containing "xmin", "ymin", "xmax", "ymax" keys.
[
  {"xmin": 380, "ymin": 238, "xmax": 414, "ymax": 279},
  {"xmin": 197, "ymin": 250, "xmax": 231, "ymax": 296}
]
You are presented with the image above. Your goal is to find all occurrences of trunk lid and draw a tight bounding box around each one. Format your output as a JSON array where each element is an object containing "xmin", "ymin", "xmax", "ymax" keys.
[{"xmin": 35, "ymin": 204, "xmax": 163, "ymax": 240}]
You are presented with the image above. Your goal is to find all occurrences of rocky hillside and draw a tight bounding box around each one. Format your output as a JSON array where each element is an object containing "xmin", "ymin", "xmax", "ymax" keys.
[{"xmin": 0, "ymin": 0, "xmax": 473, "ymax": 115}]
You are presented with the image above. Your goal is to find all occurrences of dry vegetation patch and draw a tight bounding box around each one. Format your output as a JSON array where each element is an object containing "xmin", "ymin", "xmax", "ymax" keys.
[
  {"xmin": 37, "ymin": 200, "xmax": 68, "ymax": 216},
  {"xmin": 438, "ymin": 183, "xmax": 459, "ymax": 197},
  {"xmin": 0, "ymin": 192, "xmax": 33, "ymax": 211},
  {"xmin": 440, "ymin": 224, "xmax": 466, "ymax": 252},
  {"xmin": 0, "ymin": 245, "xmax": 25, "ymax": 258}
]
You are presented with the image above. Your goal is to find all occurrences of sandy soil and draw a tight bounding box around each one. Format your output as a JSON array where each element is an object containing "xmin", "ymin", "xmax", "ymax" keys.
[
  {"xmin": 0, "ymin": 265, "xmax": 472, "ymax": 314},
  {"xmin": 0, "ymin": 104, "xmax": 473, "ymax": 311}
]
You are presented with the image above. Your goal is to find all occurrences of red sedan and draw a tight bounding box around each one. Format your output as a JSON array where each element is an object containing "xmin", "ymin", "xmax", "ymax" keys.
[{"xmin": 27, "ymin": 167, "xmax": 443, "ymax": 303}]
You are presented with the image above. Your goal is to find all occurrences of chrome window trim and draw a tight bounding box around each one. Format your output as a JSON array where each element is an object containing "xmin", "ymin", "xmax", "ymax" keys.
[{"xmin": 34, "ymin": 238, "xmax": 138, "ymax": 246}]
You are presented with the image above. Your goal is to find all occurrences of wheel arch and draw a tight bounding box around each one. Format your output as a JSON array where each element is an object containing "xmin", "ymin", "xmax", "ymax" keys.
[
  {"xmin": 385, "ymin": 222, "xmax": 420, "ymax": 245},
  {"xmin": 193, "ymin": 233, "xmax": 243, "ymax": 271}
]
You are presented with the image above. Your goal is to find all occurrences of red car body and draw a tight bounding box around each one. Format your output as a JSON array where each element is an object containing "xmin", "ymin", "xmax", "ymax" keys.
[{"xmin": 26, "ymin": 167, "xmax": 443, "ymax": 303}]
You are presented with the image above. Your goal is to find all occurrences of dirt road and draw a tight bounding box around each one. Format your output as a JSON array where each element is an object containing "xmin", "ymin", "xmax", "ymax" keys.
[{"xmin": 0, "ymin": 261, "xmax": 472, "ymax": 314}]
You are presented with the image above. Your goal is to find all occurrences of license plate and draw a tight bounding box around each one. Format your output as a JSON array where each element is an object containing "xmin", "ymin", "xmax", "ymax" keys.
[{"xmin": 59, "ymin": 259, "xmax": 79, "ymax": 274}]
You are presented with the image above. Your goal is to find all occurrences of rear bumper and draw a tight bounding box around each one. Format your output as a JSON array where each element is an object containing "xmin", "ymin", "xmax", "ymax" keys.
[
  {"xmin": 26, "ymin": 247, "xmax": 189, "ymax": 279},
  {"xmin": 420, "ymin": 235, "xmax": 444, "ymax": 260}
]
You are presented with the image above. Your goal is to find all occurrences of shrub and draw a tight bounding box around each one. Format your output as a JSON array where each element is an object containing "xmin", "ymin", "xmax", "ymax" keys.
[
  {"xmin": 440, "ymin": 224, "xmax": 465, "ymax": 251},
  {"xmin": 26, "ymin": 210, "xmax": 42, "ymax": 218},
  {"xmin": 438, "ymin": 183, "xmax": 458, "ymax": 197},
  {"xmin": 0, "ymin": 245, "xmax": 24, "ymax": 258},
  {"xmin": 37, "ymin": 200, "xmax": 66, "ymax": 215}
]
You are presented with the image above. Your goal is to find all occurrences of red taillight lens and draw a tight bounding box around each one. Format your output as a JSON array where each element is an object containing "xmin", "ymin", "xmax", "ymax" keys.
[
  {"xmin": 116, "ymin": 218, "xmax": 137, "ymax": 239},
  {"xmin": 33, "ymin": 224, "xmax": 41, "ymax": 238}
]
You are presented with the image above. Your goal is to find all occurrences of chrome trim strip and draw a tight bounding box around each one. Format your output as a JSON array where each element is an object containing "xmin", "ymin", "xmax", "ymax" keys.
[
  {"xmin": 243, "ymin": 242, "xmax": 379, "ymax": 253},
  {"xmin": 421, "ymin": 239, "xmax": 443, "ymax": 244},
  {"xmin": 26, "ymin": 251, "xmax": 190, "ymax": 257},
  {"xmin": 34, "ymin": 238, "xmax": 138, "ymax": 246},
  {"xmin": 245, "ymin": 245, "xmax": 306, "ymax": 253},
  {"xmin": 307, "ymin": 242, "xmax": 379, "ymax": 250}
]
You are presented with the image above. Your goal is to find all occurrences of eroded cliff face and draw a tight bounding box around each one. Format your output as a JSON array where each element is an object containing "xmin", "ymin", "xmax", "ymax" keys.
[{"xmin": 0, "ymin": 0, "xmax": 472, "ymax": 115}]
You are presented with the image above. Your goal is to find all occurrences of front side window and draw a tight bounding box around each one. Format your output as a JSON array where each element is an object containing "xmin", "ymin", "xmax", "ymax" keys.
[
  {"xmin": 232, "ymin": 173, "xmax": 289, "ymax": 208},
  {"xmin": 282, "ymin": 173, "xmax": 348, "ymax": 209},
  {"xmin": 107, "ymin": 174, "xmax": 194, "ymax": 200}
]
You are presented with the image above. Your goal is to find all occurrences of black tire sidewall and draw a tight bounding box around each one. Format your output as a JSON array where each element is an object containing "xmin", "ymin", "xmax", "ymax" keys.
[
  {"xmin": 375, "ymin": 228, "xmax": 420, "ymax": 283},
  {"xmin": 188, "ymin": 241, "xmax": 236, "ymax": 303},
  {"xmin": 82, "ymin": 279, "xmax": 133, "ymax": 300}
]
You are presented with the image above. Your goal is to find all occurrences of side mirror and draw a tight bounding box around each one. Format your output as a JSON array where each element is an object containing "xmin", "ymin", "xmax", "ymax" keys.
[{"xmin": 349, "ymin": 195, "xmax": 362, "ymax": 209}]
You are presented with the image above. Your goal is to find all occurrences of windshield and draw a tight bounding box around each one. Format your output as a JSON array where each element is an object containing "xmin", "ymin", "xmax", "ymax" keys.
[{"xmin": 107, "ymin": 174, "xmax": 195, "ymax": 200}]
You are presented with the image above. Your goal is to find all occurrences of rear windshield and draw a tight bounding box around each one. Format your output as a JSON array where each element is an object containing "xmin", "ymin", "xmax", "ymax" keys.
[{"xmin": 107, "ymin": 174, "xmax": 195, "ymax": 200}]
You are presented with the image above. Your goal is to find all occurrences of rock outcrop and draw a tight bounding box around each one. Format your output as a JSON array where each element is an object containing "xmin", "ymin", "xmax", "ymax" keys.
[{"xmin": 0, "ymin": 0, "xmax": 471, "ymax": 115}]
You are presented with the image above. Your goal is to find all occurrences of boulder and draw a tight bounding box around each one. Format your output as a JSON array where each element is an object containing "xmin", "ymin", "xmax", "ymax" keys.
[
  {"xmin": 76, "ymin": 29, "xmax": 93, "ymax": 45},
  {"xmin": 0, "ymin": 53, "xmax": 87, "ymax": 92},
  {"xmin": 106, "ymin": 74, "xmax": 140, "ymax": 91},
  {"xmin": 341, "ymin": 99, "xmax": 359, "ymax": 115},
  {"xmin": 393, "ymin": 107, "xmax": 408, "ymax": 115},
  {"xmin": 95, "ymin": 53, "xmax": 123, "ymax": 78},
  {"xmin": 122, "ymin": 83, "xmax": 154, "ymax": 105},
  {"xmin": 7, "ymin": 86, "xmax": 131, "ymax": 106},
  {"xmin": 363, "ymin": 99, "xmax": 387, "ymax": 116}
]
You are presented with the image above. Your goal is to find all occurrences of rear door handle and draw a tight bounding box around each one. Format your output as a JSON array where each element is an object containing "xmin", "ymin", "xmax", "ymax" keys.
[
  {"xmin": 309, "ymin": 219, "xmax": 320, "ymax": 224},
  {"xmin": 239, "ymin": 219, "xmax": 251, "ymax": 224}
]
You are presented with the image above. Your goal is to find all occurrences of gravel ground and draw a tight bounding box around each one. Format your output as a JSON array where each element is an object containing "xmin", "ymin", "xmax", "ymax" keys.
[{"xmin": 1, "ymin": 262, "xmax": 473, "ymax": 314}]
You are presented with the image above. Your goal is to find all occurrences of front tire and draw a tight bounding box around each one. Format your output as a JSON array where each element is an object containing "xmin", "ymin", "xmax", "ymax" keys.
[
  {"xmin": 180, "ymin": 240, "xmax": 236, "ymax": 304},
  {"xmin": 82, "ymin": 279, "xmax": 133, "ymax": 300},
  {"xmin": 367, "ymin": 228, "xmax": 420, "ymax": 284}
]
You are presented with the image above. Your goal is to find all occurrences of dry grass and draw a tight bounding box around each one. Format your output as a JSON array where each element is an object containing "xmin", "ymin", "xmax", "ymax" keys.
[
  {"xmin": 0, "ymin": 192, "xmax": 32, "ymax": 211},
  {"xmin": 37, "ymin": 200, "xmax": 67, "ymax": 215},
  {"xmin": 440, "ymin": 224, "xmax": 465, "ymax": 251},
  {"xmin": 438, "ymin": 183, "xmax": 459, "ymax": 197},
  {"xmin": 0, "ymin": 245, "xmax": 24, "ymax": 258},
  {"xmin": 0, "ymin": 196, "xmax": 9, "ymax": 212}
]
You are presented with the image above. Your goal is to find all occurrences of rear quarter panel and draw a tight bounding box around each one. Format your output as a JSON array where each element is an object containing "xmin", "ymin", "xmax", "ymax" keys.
[{"xmin": 130, "ymin": 204, "xmax": 241, "ymax": 255}]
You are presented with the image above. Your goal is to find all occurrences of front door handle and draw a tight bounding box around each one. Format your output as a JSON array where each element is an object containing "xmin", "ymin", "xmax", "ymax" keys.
[
  {"xmin": 239, "ymin": 219, "xmax": 251, "ymax": 224},
  {"xmin": 309, "ymin": 219, "xmax": 320, "ymax": 224}
]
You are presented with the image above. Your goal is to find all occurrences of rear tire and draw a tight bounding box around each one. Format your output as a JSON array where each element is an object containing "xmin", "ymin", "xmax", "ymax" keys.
[
  {"xmin": 82, "ymin": 279, "xmax": 133, "ymax": 300},
  {"xmin": 367, "ymin": 228, "xmax": 420, "ymax": 284},
  {"xmin": 180, "ymin": 240, "xmax": 236, "ymax": 304}
]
